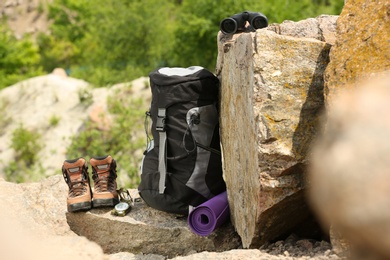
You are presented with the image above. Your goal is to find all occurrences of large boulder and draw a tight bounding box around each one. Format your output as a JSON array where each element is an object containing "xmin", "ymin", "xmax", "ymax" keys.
[
  {"xmin": 216, "ymin": 15, "xmax": 337, "ymax": 248},
  {"xmin": 324, "ymin": 0, "xmax": 390, "ymax": 104}
]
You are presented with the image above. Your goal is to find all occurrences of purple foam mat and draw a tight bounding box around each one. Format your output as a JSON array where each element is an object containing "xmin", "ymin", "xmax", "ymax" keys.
[{"xmin": 188, "ymin": 191, "xmax": 230, "ymax": 236}]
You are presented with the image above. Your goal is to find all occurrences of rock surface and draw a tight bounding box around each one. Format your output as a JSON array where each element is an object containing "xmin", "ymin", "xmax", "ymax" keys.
[
  {"xmin": 66, "ymin": 191, "xmax": 241, "ymax": 258},
  {"xmin": 324, "ymin": 0, "xmax": 390, "ymax": 104},
  {"xmin": 309, "ymin": 73, "xmax": 390, "ymax": 259},
  {"xmin": 0, "ymin": 175, "xmax": 339, "ymax": 260},
  {"xmin": 267, "ymin": 15, "xmax": 338, "ymax": 45},
  {"xmin": 0, "ymin": 175, "xmax": 108, "ymax": 260},
  {"xmin": 216, "ymin": 15, "xmax": 336, "ymax": 248},
  {"xmin": 0, "ymin": 0, "xmax": 52, "ymax": 39},
  {"xmin": 0, "ymin": 175, "xmax": 240, "ymax": 259}
]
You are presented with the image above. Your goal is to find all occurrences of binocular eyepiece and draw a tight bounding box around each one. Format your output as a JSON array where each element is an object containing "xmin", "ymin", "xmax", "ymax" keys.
[{"xmin": 220, "ymin": 11, "xmax": 268, "ymax": 35}]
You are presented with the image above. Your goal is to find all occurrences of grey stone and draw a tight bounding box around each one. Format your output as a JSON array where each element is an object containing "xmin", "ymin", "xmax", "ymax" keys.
[
  {"xmin": 267, "ymin": 15, "xmax": 338, "ymax": 45},
  {"xmin": 216, "ymin": 15, "xmax": 335, "ymax": 248}
]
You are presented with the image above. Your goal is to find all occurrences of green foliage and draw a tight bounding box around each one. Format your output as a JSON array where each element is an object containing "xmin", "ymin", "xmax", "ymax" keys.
[
  {"xmin": 1, "ymin": 0, "xmax": 343, "ymax": 89},
  {"xmin": 4, "ymin": 125, "xmax": 44, "ymax": 183},
  {"xmin": 40, "ymin": 0, "xmax": 176, "ymax": 86},
  {"xmin": 36, "ymin": 34, "xmax": 81, "ymax": 72},
  {"xmin": 0, "ymin": 98, "xmax": 11, "ymax": 135},
  {"xmin": 4, "ymin": 161, "xmax": 45, "ymax": 183},
  {"xmin": 0, "ymin": 23, "xmax": 44, "ymax": 90},
  {"xmin": 172, "ymin": 0, "xmax": 343, "ymax": 71},
  {"xmin": 45, "ymin": 0, "xmax": 344, "ymax": 84},
  {"xmin": 49, "ymin": 115, "xmax": 61, "ymax": 127},
  {"xmin": 37, "ymin": 0, "xmax": 90, "ymax": 72},
  {"xmin": 66, "ymin": 84, "xmax": 146, "ymax": 188},
  {"xmin": 10, "ymin": 125, "xmax": 43, "ymax": 165}
]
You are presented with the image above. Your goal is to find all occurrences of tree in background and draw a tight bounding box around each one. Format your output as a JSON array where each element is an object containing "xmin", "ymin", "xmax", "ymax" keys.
[
  {"xmin": 0, "ymin": 24, "xmax": 43, "ymax": 90},
  {"xmin": 39, "ymin": 0, "xmax": 176, "ymax": 87},
  {"xmin": 172, "ymin": 0, "xmax": 343, "ymax": 71},
  {"xmin": 36, "ymin": 0, "xmax": 88, "ymax": 73},
  {"xmin": 0, "ymin": 0, "xmax": 343, "ymax": 89}
]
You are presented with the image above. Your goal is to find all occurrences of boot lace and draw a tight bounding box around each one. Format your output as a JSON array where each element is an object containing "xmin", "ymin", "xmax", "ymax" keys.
[
  {"xmin": 69, "ymin": 181, "xmax": 87, "ymax": 197},
  {"xmin": 62, "ymin": 167, "xmax": 88, "ymax": 198},
  {"xmin": 93, "ymin": 168, "xmax": 116, "ymax": 192}
]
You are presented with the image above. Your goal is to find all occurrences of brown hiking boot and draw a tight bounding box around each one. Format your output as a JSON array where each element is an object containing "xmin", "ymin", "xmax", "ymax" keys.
[
  {"xmin": 90, "ymin": 155, "xmax": 119, "ymax": 207},
  {"xmin": 62, "ymin": 158, "xmax": 92, "ymax": 212}
]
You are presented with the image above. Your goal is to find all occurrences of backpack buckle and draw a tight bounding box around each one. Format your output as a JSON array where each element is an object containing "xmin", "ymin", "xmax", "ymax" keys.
[{"xmin": 156, "ymin": 108, "xmax": 166, "ymax": 132}]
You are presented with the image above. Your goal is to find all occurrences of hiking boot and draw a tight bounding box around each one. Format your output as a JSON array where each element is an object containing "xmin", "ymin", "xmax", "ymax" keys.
[
  {"xmin": 62, "ymin": 158, "xmax": 92, "ymax": 212},
  {"xmin": 90, "ymin": 155, "xmax": 119, "ymax": 207}
]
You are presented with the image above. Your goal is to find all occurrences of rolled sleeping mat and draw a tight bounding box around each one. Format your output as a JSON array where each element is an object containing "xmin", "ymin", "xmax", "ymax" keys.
[{"xmin": 187, "ymin": 191, "xmax": 230, "ymax": 236}]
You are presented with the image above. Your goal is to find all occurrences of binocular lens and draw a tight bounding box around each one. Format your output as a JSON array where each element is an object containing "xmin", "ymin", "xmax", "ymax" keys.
[
  {"xmin": 220, "ymin": 11, "xmax": 268, "ymax": 35},
  {"xmin": 251, "ymin": 15, "xmax": 268, "ymax": 29},
  {"xmin": 220, "ymin": 18, "xmax": 237, "ymax": 35}
]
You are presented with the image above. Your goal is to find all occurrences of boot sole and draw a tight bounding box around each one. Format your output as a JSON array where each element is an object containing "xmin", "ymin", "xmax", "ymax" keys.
[
  {"xmin": 68, "ymin": 201, "xmax": 92, "ymax": 212},
  {"xmin": 93, "ymin": 198, "xmax": 119, "ymax": 208}
]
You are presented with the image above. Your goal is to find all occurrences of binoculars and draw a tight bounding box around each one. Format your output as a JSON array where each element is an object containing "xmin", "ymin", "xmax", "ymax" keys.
[{"xmin": 220, "ymin": 11, "xmax": 268, "ymax": 35}]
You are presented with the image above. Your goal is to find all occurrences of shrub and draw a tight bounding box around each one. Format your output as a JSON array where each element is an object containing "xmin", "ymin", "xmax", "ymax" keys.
[
  {"xmin": 49, "ymin": 115, "xmax": 61, "ymax": 127},
  {"xmin": 4, "ymin": 125, "xmax": 44, "ymax": 183}
]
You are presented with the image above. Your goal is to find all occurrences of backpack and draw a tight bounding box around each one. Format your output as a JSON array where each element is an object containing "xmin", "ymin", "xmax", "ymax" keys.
[{"xmin": 138, "ymin": 66, "xmax": 226, "ymax": 215}]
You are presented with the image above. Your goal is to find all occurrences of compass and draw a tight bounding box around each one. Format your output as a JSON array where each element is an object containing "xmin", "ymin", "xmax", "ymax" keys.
[{"xmin": 111, "ymin": 202, "xmax": 131, "ymax": 216}]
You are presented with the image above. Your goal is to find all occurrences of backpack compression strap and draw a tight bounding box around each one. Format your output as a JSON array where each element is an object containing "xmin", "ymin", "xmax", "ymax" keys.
[{"xmin": 156, "ymin": 108, "xmax": 167, "ymax": 194}]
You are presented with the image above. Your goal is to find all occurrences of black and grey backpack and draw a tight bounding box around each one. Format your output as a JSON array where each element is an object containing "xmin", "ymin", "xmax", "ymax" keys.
[{"xmin": 138, "ymin": 66, "xmax": 226, "ymax": 215}]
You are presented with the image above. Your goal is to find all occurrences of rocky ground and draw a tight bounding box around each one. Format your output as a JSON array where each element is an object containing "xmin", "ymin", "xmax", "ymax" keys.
[
  {"xmin": 258, "ymin": 235, "xmax": 340, "ymax": 260},
  {"xmin": 0, "ymin": 174, "xmax": 344, "ymax": 260},
  {"xmin": 108, "ymin": 232, "xmax": 343, "ymax": 260}
]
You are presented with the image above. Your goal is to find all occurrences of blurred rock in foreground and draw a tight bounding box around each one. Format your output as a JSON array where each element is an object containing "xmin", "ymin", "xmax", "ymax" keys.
[{"xmin": 309, "ymin": 73, "xmax": 390, "ymax": 259}]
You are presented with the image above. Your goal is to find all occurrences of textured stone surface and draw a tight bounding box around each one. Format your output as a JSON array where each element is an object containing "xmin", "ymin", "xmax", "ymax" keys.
[
  {"xmin": 66, "ymin": 191, "xmax": 241, "ymax": 258},
  {"xmin": 267, "ymin": 15, "xmax": 338, "ymax": 45},
  {"xmin": 324, "ymin": 0, "xmax": 390, "ymax": 104},
  {"xmin": 216, "ymin": 16, "xmax": 335, "ymax": 248},
  {"xmin": 309, "ymin": 73, "xmax": 390, "ymax": 259},
  {"xmin": 329, "ymin": 226, "xmax": 350, "ymax": 258},
  {"xmin": 172, "ymin": 249, "xmax": 291, "ymax": 260},
  {"xmin": 0, "ymin": 0, "xmax": 52, "ymax": 39},
  {"xmin": 0, "ymin": 176, "xmax": 108, "ymax": 260}
]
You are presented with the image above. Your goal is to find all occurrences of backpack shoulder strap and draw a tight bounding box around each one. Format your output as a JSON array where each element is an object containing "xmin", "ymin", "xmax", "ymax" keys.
[{"xmin": 157, "ymin": 107, "xmax": 167, "ymax": 194}]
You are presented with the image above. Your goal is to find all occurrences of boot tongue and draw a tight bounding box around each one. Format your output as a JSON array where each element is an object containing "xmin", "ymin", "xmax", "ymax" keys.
[
  {"xmin": 96, "ymin": 164, "xmax": 110, "ymax": 177},
  {"xmin": 68, "ymin": 167, "xmax": 83, "ymax": 182}
]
